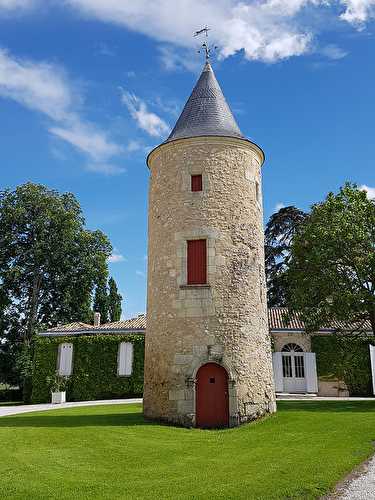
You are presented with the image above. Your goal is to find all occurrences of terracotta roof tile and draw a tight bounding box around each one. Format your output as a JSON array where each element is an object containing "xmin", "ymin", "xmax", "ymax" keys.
[
  {"xmin": 93, "ymin": 315, "xmax": 146, "ymax": 331},
  {"xmin": 267, "ymin": 307, "xmax": 372, "ymax": 332},
  {"xmin": 48, "ymin": 322, "xmax": 92, "ymax": 332},
  {"xmin": 42, "ymin": 310, "xmax": 372, "ymax": 335}
]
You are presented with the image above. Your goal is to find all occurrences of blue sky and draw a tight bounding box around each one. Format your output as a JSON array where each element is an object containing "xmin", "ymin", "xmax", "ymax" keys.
[{"xmin": 0, "ymin": 0, "xmax": 374, "ymax": 318}]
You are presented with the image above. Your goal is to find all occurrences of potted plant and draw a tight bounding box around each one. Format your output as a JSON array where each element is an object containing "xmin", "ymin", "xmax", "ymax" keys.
[{"xmin": 46, "ymin": 373, "xmax": 68, "ymax": 404}]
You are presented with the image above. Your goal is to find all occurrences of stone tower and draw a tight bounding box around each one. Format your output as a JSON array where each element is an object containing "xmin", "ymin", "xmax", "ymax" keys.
[{"xmin": 144, "ymin": 61, "xmax": 276, "ymax": 428}]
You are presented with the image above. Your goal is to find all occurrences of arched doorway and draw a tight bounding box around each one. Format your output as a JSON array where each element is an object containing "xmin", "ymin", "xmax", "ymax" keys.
[
  {"xmin": 196, "ymin": 363, "xmax": 229, "ymax": 428},
  {"xmin": 281, "ymin": 343, "xmax": 307, "ymax": 393}
]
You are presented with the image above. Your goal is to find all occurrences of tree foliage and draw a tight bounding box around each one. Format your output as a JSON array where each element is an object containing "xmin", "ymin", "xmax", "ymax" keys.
[
  {"xmin": 93, "ymin": 276, "xmax": 109, "ymax": 324},
  {"xmin": 93, "ymin": 276, "xmax": 122, "ymax": 323},
  {"xmin": 108, "ymin": 277, "xmax": 122, "ymax": 322},
  {"xmin": 287, "ymin": 184, "xmax": 375, "ymax": 333},
  {"xmin": 265, "ymin": 206, "xmax": 308, "ymax": 306},
  {"xmin": 0, "ymin": 183, "xmax": 112, "ymax": 396}
]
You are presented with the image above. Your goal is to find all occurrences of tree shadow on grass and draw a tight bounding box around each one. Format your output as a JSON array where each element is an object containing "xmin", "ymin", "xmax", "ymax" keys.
[
  {"xmin": 278, "ymin": 400, "xmax": 375, "ymax": 413},
  {"xmin": 0, "ymin": 411, "xmax": 152, "ymax": 428}
]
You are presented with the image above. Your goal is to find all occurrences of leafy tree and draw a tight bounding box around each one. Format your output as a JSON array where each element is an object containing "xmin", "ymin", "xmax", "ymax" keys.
[
  {"xmin": 286, "ymin": 183, "xmax": 375, "ymax": 334},
  {"xmin": 108, "ymin": 277, "xmax": 122, "ymax": 322},
  {"xmin": 93, "ymin": 277, "xmax": 109, "ymax": 324},
  {"xmin": 265, "ymin": 206, "xmax": 308, "ymax": 306},
  {"xmin": 0, "ymin": 182, "xmax": 112, "ymax": 399}
]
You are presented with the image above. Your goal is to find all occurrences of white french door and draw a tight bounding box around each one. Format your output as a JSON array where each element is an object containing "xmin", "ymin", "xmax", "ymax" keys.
[
  {"xmin": 282, "ymin": 352, "xmax": 307, "ymax": 393},
  {"xmin": 281, "ymin": 343, "xmax": 306, "ymax": 393}
]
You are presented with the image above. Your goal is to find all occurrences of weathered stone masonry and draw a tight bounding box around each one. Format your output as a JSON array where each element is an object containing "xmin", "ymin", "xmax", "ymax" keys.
[{"xmin": 144, "ymin": 135, "xmax": 276, "ymax": 427}]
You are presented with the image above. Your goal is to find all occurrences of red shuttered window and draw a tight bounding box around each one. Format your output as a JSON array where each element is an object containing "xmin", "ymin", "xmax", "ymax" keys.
[
  {"xmin": 191, "ymin": 174, "xmax": 203, "ymax": 192},
  {"xmin": 187, "ymin": 239, "xmax": 207, "ymax": 285}
]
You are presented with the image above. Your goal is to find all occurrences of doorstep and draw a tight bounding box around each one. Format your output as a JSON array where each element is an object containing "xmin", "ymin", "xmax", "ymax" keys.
[{"xmin": 276, "ymin": 392, "xmax": 318, "ymax": 399}]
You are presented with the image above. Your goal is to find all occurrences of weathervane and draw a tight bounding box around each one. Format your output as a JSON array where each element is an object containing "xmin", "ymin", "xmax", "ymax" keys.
[{"xmin": 194, "ymin": 26, "xmax": 218, "ymax": 62}]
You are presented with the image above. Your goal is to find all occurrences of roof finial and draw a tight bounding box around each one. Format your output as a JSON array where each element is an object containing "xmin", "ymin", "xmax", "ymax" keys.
[{"xmin": 194, "ymin": 26, "xmax": 217, "ymax": 63}]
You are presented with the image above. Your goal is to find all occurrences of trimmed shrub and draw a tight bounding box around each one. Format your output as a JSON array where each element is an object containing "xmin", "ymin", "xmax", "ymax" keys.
[
  {"xmin": 312, "ymin": 335, "xmax": 374, "ymax": 396},
  {"xmin": 0, "ymin": 388, "xmax": 22, "ymax": 402},
  {"xmin": 31, "ymin": 334, "xmax": 144, "ymax": 403}
]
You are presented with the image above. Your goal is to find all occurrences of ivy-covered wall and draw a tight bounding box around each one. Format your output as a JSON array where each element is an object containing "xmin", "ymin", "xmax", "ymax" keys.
[
  {"xmin": 312, "ymin": 335, "xmax": 374, "ymax": 396},
  {"xmin": 32, "ymin": 334, "xmax": 144, "ymax": 403}
]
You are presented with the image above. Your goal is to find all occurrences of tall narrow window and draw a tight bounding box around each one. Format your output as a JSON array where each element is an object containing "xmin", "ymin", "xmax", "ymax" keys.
[
  {"xmin": 255, "ymin": 181, "xmax": 260, "ymax": 202},
  {"xmin": 187, "ymin": 239, "xmax": 207, "ymax": 284},
  {"xmin": 191, "ymin": 174, "xmax": 202, "ymax": 192},
  {"xmin": 57, "ymin": 343, "xmax": 73, "ymax": 376},
  {"xmin": 118, "ymin": 342, "xmax": 133, "ymax": 376}
]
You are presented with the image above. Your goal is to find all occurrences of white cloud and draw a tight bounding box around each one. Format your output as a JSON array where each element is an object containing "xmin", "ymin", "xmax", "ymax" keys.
[
  {"xmin": 121, "ymin": 90, "xmax": 170, "ymax": 138},
  {"xmin": 108, "ymin": 252, "xmax": 126, "ymax": 263},
  {"xmin": 0, "ymin": 48, "xmax": 123, "ymax": 173},
  {"xmin": 65, "ymin": 0, "xmax": 316, "ymax": 63},
  {"xmin": 50, "ymin": 122, "xmax": 122, "ymax": 161},
  {"xmin": 136, "ymin": 270, "xmax": 146, "ymax": 278},
  {"xmin": 158, "ymin": 45, "xmax": 200, "ymax": 73},
  {"xmin": 2, "ymin": 1, "xmax": 375, "ymax": 59},
  {"xmin": 0, "ymin": 48, "xmax": 74, "ymax": 121},
  {"xmin": 85, "ymin": 163, "xmax": 125, "ymax": 175},
  {"xmin": 360, "ymin": 185, "xmax": 375, "ymax": 199},
  {"xmin": 126, "ymin": 139, "xmax": 143, "ymax": 153},
  {"xmin": 340, "ymin": 0, "xmax": 375, "ymax": 24},
  {"xmin": 0, "ymin": 0, "xmax": 35, "ymax": 10},
  {"xmin": 275, "ymin": 202, "xmax": 286, "ymax": 211},
  {"xmin": 320, "ymin": 44, "xmax": 348, "ymax": 60}
]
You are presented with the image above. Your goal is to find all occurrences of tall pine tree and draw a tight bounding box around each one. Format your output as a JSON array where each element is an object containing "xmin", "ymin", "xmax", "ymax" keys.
[
  {"xmin": 108, "ymin": 277, "xmax": 122, "ymax": 322},
  {"xmin": 93, "ymin": 277, "xmax": 109, "ymax": 324}
]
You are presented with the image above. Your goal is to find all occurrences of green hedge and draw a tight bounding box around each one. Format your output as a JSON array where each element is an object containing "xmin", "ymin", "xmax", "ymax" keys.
[
  {"xmin": 312, "ymin": 335, "xmax": 374, "ymax": 396},
  {"xmin": 31, "ymin": 334, "xmax": 144, "ymax": 403}
]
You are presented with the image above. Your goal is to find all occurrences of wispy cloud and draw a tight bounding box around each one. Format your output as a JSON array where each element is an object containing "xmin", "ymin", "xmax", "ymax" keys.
[
  {"xmin": 108, "ymin": 252, "xmax": 126, "ymax": 263},
  {"xmin": 340, "ymin": 0, "xmax": 375, "ymax": 25},
  {"xmin": 0, "ymin": 47, "xmax": 124, "ymax": 173},
  {"xmin": 126, "ymin": 139, "xmax": 143, "ymax": 153},
  {"xmin": 158, "ymin": 45, "xmax": 200, "ymax": 73},
  {"xmin": 136, "ymin": 270, "xmax": 146, "ymax": 278},
  {"xmin": 275, "ymin": 202, "xmax": 286, "ymax": 212},
  {"xmin": 320, "ymin": 44, "xmax": 348, "ymax": 60},
  {"xmin": 3, "ymin": 1, "xmax": 375, "ymax": 63},
  {"xmin": 50, "ymin": 122, "xmax": 122, "ymax": 162},
  {"xmin": 85, "ymin": 163, "xmax": 125, "ymax": 175},
  {"xmin": 360, "ymin": 184, "xmax": 375, "ymax": 199},
  {"xmin": 94, "ymin": 41, "xmax": 116, "ymax": 57},
  {"xmin": 121, "ymin": 90, "xmax": 170, "ymax": 138},
  {"xmin": 0, "ymin": 0, "xmax": 35, "ymax": 11},
  {"xmin": 0, "ymin": 48, "xmax": 74, "ymax": 121}
]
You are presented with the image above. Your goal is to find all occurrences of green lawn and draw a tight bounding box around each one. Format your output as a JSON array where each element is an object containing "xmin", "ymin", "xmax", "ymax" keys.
[{"xmin": 1, "ymin": 401, "xmax": 375, "ymax": 499}]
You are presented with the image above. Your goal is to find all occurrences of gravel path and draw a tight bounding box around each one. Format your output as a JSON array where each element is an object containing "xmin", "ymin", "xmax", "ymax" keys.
[
  {"xmin": 0, "ymin": 398, "xmax": 142, "ymax": 417},
  {"xmin": 335, "ymin": 455, "xmax": 375, "ymax": 499}
]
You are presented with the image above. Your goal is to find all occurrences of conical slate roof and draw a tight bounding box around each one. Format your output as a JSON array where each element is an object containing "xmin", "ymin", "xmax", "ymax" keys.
[{"xmin": 166, "ymin": 62, "xmax": 244, "ymax": 142}]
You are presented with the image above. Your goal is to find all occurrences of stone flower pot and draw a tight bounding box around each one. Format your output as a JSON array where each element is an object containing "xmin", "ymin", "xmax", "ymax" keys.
[{"xmin": 51, "ymin": 391, "xmax": 66, "ymax": 404}]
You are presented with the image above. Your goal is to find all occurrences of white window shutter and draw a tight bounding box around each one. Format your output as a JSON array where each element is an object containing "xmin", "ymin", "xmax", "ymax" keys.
[
  {"xmin": 272, "ymin": 352, "xmax": 284, "ymax": 392},
  {"xmin": 57, "ymin": 343, "xmax": 73, "ymax": 376},
  {"xmin": 369, "ymin": 345, "xmax": 375, "ymax": 395},
  {"xmin": 118, "ymin": 342, "xmax": 133, "ymax": 376},
  {"xmin": 305, "ymin": 353, "xmax": 318, "ymax": 393}
]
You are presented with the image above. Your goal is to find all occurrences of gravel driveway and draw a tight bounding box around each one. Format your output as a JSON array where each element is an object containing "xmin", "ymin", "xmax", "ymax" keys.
[{"xmin": 334, "ymin": 455, "xmax": 375, "ymax": 499}]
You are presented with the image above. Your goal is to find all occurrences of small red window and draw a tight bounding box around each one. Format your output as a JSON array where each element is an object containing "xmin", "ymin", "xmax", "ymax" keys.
[
  {"xmin": 187, "ymin": 239, "xmax": 207, "ymax": 285},
  {"xmin": 191, "ymin": 174, "xmax": 202, "ymax": 192}
]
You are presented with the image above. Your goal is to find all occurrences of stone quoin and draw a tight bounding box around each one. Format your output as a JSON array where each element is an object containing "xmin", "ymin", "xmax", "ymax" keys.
[{"xmin": 143, "ymin": 61, "xmax": 276, "ymax": 427}]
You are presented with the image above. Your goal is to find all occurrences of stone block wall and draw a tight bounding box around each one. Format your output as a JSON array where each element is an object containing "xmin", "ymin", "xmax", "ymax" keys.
[{"xmin": 144, "ymin": 136, "xmax": 276, "ymax": 427}]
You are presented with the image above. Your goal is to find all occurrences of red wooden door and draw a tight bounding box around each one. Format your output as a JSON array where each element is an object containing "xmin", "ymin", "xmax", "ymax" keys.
[{"xmin": 196, "ymin": 363, "xmax": 229, "ymax": 428}]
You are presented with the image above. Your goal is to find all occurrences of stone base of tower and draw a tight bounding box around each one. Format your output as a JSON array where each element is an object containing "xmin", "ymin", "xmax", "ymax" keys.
[
  {"xmin": 143, "ymin": 401, "xmax": 276, "ymax": 428},
  {"xmin": 143, "ymin": 337, "xmax": 277, "ymax": 429}
]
